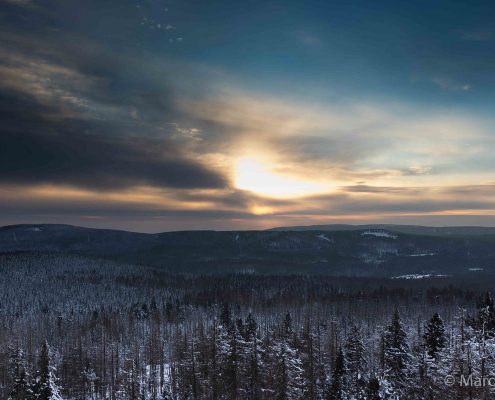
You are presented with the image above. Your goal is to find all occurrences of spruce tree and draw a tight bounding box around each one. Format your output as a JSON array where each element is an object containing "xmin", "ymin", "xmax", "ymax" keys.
[
  {"xmin": 326, "ymin": 348, "xmax": 347, "ymax": 400},
  {"xmin": 473, "ymin": 291, "xmax": 495, "ymax": 336},
  {"xmin": 220, "ymin": 302, "xmax": 232, "ymax": 330},
  {"xmin": 383, "ymin": 309, "xmax": 411, "ymax": 384},
  {"xmin": 8, "ymin": 348, "xmax": 30, "ymax": 400},
  {"xmin": 271, "ymin": 339, "xmax": 304, "ymax": 400},
  {"xmin": 283, "ymin": 312, "xmax": 293, "ymax": 338},
  {"xmin": 365, "ymin": 376, "xmax": 381, "ymax": 400},
  {"xmin": 301, "ymin": 320, "xmax": 317, "ymax": 400},
  {"xmin": 31, "ymin": 341, "xmax": 63, "ymax": 400},
  {"xmin": 245, "ymin": 312, "xmax": 257, "ymax": 341},
  {"xmin": 226, "ymin": 326, "xmax": 242, "ymax": 399},
  {"xmin": 423, "ymin": 313, "xmax": 446, "ymax": 359},
  {"xmin": 217, "ymin": 323, "xmax": 246, "ymax": 399},
  {"xmin": 345, "ymin": 325, "xmax": 367, "ymax": 399},
  {"xmin": 244, "ymin": 313, "xmax": 260, "ymax": 399}
]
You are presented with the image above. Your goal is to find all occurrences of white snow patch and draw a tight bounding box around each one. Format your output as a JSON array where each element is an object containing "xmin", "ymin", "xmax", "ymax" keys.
[
  {"xmin": 26, "ymin": 227, "xmax": 42, "ymax": 232},
  {"xmin": 468, "ymin": 267, "xmax": 484, "ymax": 272},
  {"xmin": 391, "ymin": 274, "xmax": 451, "ymax": 280},
  {"xmin": 361, "ymin": 230, "xmax": 397, "ymax": 239},
  {"xmin": 145, "ymin": 362, "xmax": 171, "ymax": 385},
  {"xmin": 239, "ymin": 268, "xmax": 255, "ymax": 274},
  {"xmin": 316, "ymin": 234, "xmax": 332, "ymax": 243},
  {"xmin": 408, "ymin": 252, "xmax": 436, "ymax": 257}
]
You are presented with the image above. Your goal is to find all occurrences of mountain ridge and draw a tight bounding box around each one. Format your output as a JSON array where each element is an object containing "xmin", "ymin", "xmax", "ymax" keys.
[
  {"xmin": 1, "ymin": 223, "xmax": 495, "ymax": 277},
  {"xmin": 4, "ymin": 223, "xmax": 495, "ymax": 236},
  {"xmin": 268, "ymin": 224, "xmax": 495, "ymax": 236}
]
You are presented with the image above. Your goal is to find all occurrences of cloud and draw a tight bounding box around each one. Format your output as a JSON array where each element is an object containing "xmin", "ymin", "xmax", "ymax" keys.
[
  {"xmin": 2, "ymin": 37, "xmax": 494, "ymax": 226},
  {"xmin": 405, "ymin": 165, "xmax": 432, "ymax": 175},
  {"xmin": 182, "ymin": 88, "xmax": 493, "ymax": 186},
  {"xmin": 282, "ymin": 191, "xmax": 495, "ymax": 216},
  {"xmin": 0, "ymin": 50, "xmax": 103, "ymax": 119},
  {"xmin": 341, "ymin": 185, "xmax": 420, "ymax": 195},
  {"xmin": 0, "ymin": 128, "xmax": 226, "ymax": 190},
  {"xmin": 296, "ymin": 31, "xmax": 323, "ymax": 49},
  {"xmin": 430, "ymin": 76, "xmax": 471, "ymax": 91},
  {"xmin": 0, "ymin": 41, "xmax": 226, "ymax": 191},
  {"xmin": 2, "ymin": 0, "xmax": 495, "ymax": 230}
]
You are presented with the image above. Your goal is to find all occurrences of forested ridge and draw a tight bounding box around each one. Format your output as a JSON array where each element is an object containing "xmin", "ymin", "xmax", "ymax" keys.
[
  {"xmin": 1, "ymin": 253, "xmax": 495, "ymax": 399},
  {"xmin": 4, "ymin": 224, "xmax": 495, "ymax": 277}
]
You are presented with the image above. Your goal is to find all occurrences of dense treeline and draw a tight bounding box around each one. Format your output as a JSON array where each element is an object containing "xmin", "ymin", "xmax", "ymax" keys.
[{"xmin": 1, "ymin": 253, "xmax": 494, "ymax": 399}]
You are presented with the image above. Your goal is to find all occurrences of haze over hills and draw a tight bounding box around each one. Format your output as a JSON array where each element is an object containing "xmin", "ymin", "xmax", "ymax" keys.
[
  {"xmin": 1, "ymin": 223, "xmax": 495, "ymax": 277},
  {"xmin": 269, "ymin": 224, "xmax": 495, "ymax": 236}
]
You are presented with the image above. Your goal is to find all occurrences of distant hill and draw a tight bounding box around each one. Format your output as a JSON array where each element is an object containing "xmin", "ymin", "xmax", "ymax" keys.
[
  {"xmin": 268, "ymin": 224, "xmax": 495, "ymax": 236},
  {"xmin": 2, "ymin": 223, "xmax": 495, "ymax": 277}
]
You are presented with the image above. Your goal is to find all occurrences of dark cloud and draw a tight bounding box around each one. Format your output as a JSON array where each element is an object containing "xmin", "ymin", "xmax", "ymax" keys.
[
  {"xmin": 0, "ymin": 20, "xmax": 227, "ymax": 191},
  {"xmin": 294, "ymin": 193, "xmax": 495, "ymax": 216},
  {"xmin": 169, "ymin": 189, "xmax": 296, "ymax": 210},
  {"xmin": 441, "ymin": 184, "xmax": 495, "ymax": 196},
  {"xmin": 0, "ymin": 199, "xmax": 255, "ymax": 220},
  {"xmin": 341, "ymin": 185, "xmax": 419, "ymax": 194},
  {"xmin": 0, "ymin": 96, "xmax": 225, "ymax": 190}
]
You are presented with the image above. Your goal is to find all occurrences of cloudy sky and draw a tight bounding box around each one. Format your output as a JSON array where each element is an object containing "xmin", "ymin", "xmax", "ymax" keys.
[{"xmin": 1, "ymin": 0, "xmax": 495, "ymax": 231}]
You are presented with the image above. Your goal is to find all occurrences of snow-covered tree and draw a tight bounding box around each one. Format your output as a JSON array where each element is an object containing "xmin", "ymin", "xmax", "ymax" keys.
[
  {"xmin": 259, "ymin": 326, "xmax": 305, "ymax": 398},
  {"xmin": 345, "ymin": 325, "xmax": 367, "ymax": 399},
  {"xmin": 8, "ymin": 347, "xmax": 31, "ymax": 400},
  {"xmin": 31, "ymin": 341, "xmax": 63, "ymax": 400},
  {"xmin": 423, "ymin": 313, "xmax": 446, "ymax": 360},
  {"xmin": 383, "ymin": 310, "xmax": 411, "ymax": 387}
]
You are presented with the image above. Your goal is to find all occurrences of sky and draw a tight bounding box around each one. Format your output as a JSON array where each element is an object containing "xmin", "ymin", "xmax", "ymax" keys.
[{"xmin": 1, "ymin": 0, "xmax": 495, "ymax": 232}]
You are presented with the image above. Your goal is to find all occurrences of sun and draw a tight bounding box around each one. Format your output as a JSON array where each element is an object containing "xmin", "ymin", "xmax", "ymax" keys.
[{"xmin": 234, "ymin": 156, "xmax": 324, "ymax": 198}]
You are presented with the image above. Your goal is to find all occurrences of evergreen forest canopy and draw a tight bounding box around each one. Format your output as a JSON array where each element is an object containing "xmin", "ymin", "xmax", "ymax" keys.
[{"xmin": 1, "ymin": 251, "xmax": 495, "ymax": 400}]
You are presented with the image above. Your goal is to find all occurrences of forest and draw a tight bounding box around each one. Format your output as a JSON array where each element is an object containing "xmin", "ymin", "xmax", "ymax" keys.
[{"xmin": 1, "ymin": 252, "xmax": 495, "ymax": 399}]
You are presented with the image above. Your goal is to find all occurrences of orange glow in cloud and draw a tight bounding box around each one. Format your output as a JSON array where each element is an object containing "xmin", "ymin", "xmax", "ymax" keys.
[{"xmin": 235, "ymin": 156, "xmax": 326, "ymax": 199}]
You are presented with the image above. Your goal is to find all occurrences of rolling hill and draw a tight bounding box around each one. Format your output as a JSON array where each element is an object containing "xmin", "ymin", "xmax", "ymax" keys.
[{"xmin": 1, "ymin": 224, "xmax": 495, "ymax": 277}]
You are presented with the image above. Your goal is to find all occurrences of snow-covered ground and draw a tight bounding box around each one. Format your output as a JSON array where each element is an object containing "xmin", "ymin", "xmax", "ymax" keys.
[
  {"xmin": 316, "ymin": 234, "xmax": 332, "ymax": 243},
  {"xmin": 361, "ymin": 230, "xmax": 398, "ymax": 239},
  {"xmin": 391, "ymin": 274, "xmax": 451, "ymax": 280}
]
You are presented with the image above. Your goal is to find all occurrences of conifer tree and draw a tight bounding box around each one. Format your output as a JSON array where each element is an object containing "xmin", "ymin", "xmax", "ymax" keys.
[
  {"xmin": 271, "ymin": 339, "xmax": 304, "ymax": 400},
  {"xmin": 220, "ymin": 302, "xmax": 232, "ymax": 330},
  {"xmin": 244, "ymin": 313, "xmax": 261, "ymax": 399},
  {"xmin": 301, "ymin": 319, "xmax": 318, "ymax": 400},
  {"xmin": 8, "ymin": 347, "xmax": 30, "ymax": 400},
  {"xmin": 218, "ymin": 323, "xmax": 246, "ymax": 399},
  {"xmin": 283, "ymin": 312, "xmax": 293, "ymax": 338},
  {"xmin": 226, "ymin": 326, "xmax": 242, "ymax": 399},
  {"xmin": 31, "ymin": 341, "xmax": 63, "ymax": 400},
  {"xmin": 365, "ymin": 376, "xmax": 381, "ymax": 400},
  {"xmin": 473, "ymin": 292, "xmax": 495, "ymax": 336},
  {"xmin": 326, "ymin": 348, "xmax": 347, "ymax": 400},
  {"xmin": 245, "ymin": 312, "xmax": 257, "ymax": 341},
  {"xmin": 345, "ymin": 325, "xmax": 367, "ymax": 399},
  {"xmin": 383, "ymin": 309, "xmax": 411, "ymax": 385},
  {"xmin": 423, "ymin": 313, "xmax": 446, "ymax": 359}
]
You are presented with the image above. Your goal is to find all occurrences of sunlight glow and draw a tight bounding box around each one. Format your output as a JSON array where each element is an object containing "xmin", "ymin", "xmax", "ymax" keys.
[{"xmin": 235, "ymin": 156, "xmax": 324, "ymax": 198}]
